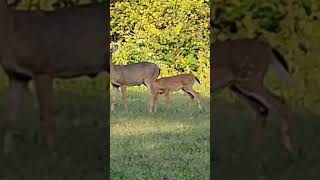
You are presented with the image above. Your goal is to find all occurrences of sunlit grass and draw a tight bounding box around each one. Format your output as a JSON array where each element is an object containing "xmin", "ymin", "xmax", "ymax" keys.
[{"xmin": 111, "ymin": 90, "xmax": 210, "ymax": 180}]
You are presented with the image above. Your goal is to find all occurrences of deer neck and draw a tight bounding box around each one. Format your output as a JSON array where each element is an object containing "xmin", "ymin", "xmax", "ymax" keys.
[{"xmin": 110, "ymin": 63, "xmax": 115, "ymax": 74}]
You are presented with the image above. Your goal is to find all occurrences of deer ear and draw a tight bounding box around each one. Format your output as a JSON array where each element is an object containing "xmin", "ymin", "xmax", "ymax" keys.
[{"xmin": 110, "ymin": 43, "xmax": 120, "ymax": 54}]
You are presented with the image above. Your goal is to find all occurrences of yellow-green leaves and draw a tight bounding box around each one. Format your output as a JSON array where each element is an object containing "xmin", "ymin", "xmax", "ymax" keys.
[{"xmin": 111, "ymin": 0, "xmax": 210, "ymax": 96}]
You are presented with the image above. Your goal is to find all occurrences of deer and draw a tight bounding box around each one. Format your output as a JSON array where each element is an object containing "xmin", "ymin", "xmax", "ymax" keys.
[
  {"xmin": 110, "ymin": 62, "xmax": 160, "ymax": 112},
  {"xmin": 0, "ymin": 0, "xmax": 109, "ymax": 156},
  {"xmin": 109, "ymin": 43, "xmax": 160, "ymax": 112},
  {"xmin": 152, "ymin": 73, "xmax": 202, "ymax": 112},
  {"xmin": 212, "ymin": 38, "xmax": 296, "ymax": 159}
]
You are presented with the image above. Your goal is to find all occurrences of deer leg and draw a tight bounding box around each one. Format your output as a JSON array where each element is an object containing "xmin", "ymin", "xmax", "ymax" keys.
[
  {"xmin": 150, "ymin": 89, "xmax": 157, "ymax": 113},
  {"xmin": 230, "ymin": 85, "xmax": 269, "ymax": 150},
  {"xmin": 3, "ymin": 77, "xmax": 28, "ymax": 156},
  {"xmin": 28, "ymin": 81, "xmax": 38, "ymax": 109},
  {"xmin": 153, "ymin": 93, "xmax": 159, "ymax": 112},
  {"xmin": 183, "ymin": 90, "xmax": 194, "ymax": 110},
  {"xmin": 183, "ymin": 88, "xmax": 202, "ymax": 111},
  {"xmin": 236, "ymin": 84, "xmax": 295, "ymax": 158},
  {"xmin": 34, "ymin": 75, "xmax": 56, "ymax": 156},
  {"xmin": 111, "ymin": 85, "xmax": 120, "ymax": 111},
  {"xmin": 164, "ymin": 90, "xmax": 170, "ymax": 105},
  {"xmin": 145, "ymin": 82, "xmax": 156, "ymax": 113},
  {"xmin": 120, "ymin": 85, "xmax": 128, "ymax": 111},
  {"xmin": 194, "ymin": 91, "xmax": 202, "ymax": 111}
]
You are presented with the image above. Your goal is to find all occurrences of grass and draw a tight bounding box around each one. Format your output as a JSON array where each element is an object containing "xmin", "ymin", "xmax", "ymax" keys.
[
  {"xmin": 0, "ymin": 89, "xmax": 108, "ymax": 180},
  {"xmin": 5, "ymin": 82, "xmax": 319, "ymax": 179},
  {"xmin": 212, "ymin": 99, "xmax": 320, "ymax": 180},
  {"xmin": 110, "ymin": 91, "xmax": 210, "ymax": 180}
]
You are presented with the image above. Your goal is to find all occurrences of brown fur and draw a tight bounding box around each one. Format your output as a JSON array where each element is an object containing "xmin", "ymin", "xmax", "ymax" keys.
[
  {"xmin": 212, "ymin": 39, "xmax": 295, "ymax": 158},
  {"xmin": 152, "ymin": 74, "xmax": 202, "ymax": 112},
  {"xmin": 110, "ymin": 62, "xmax": 160, "ymax": 112},
  {"xmin": 0, "ymin": 1, "xmax": 108, "ymax": 156}
]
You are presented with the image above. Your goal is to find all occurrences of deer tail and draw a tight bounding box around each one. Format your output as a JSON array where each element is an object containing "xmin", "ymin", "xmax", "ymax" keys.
[
  {"xmin": 194, "ymin": 76, "xmax": 202, "ymax": 87},
  {"xmin": 271, "ymin": 48, "xmax": 294, "ymax": 86}
]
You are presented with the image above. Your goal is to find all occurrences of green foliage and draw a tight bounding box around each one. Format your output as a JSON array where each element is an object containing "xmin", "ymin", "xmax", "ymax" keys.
[
  {"xmin": 213, "ymin": 0, "xmax": 320, "ymax": 111},
  {"xmin": 111, "ymin": 0, "xmax": 210, "ymax": 96}
]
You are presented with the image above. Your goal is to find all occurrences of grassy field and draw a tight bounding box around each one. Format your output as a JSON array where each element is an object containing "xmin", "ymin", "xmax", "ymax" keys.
[
  {"xmin": 0, "ymin": 88, "xmax": 108, "ymax": 180},
  {"xmin": 212, "ymin": 99, "xmax": 320, "ymax": 180},
  {"xmin": 110, "ymin": 91, "xmax": 210, "ymax": 180}
]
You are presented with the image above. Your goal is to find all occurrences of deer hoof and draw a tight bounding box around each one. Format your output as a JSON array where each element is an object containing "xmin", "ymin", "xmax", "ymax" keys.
[{"xmin": 149, "ymin": 108, "xmax": 155, "ymax": 113}]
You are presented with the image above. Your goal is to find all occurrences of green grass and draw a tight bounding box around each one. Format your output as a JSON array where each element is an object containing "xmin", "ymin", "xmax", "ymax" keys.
[
  {"xmin": 212, "ymin": 99, "xmax": 320, "ymax": 180},
  {"xmin": 0, "ymin": 89, "xmax": 108, "ymax": 180},
  {"xmin": 110, "ymin": 91, "xmax": 210, "ymax": 180}
]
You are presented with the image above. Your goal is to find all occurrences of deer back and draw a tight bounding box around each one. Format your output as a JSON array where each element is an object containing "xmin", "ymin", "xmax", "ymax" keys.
[
  {"xmin": 111, "ymin": 62, "xmax": 159, "ymax": 86},
  {"xmin": 1, "ymin": 2, "xmax": 109, "ymax": 79}
]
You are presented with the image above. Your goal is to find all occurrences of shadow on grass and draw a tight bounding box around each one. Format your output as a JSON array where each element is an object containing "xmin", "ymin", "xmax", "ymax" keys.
[
  {"xmin": 212, "ymin": 100, "xmax": 320, "ymax": 180},
  {"xmin": 0, "ymin": 89, "xmax": 108, "ymax": 180}
]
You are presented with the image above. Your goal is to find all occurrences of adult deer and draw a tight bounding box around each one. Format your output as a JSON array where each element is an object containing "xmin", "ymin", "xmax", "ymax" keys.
[
  {"xmin": 212, "ymin": 38, "xmax": 296, "ymax": 158},
  {"xmin": 152, "ymin": 74, "xmax": 202, "ymax": 112},
  {"xmin": 110, "ymin": 62, "xmax": 160, "ymax": 112},
  {"xmin": 0, "ymin": 0, "xmax": 108, "ymax": 156},
  {"xmin": 109, "ymin": 43, "xmax": 160, "ymax": 112}
]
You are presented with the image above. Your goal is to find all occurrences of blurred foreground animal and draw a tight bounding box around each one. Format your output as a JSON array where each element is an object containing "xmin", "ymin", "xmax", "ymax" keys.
[
  {"xmin": 212, "ymin": 38, "xmax": 296, "ymax": 159},
  {"xmin": 0, "ymin": 0, "xmax": 108, "ymax": 156}
]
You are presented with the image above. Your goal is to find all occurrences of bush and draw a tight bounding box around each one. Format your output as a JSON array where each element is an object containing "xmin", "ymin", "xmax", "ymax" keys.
[{"xmin": 111, "ymin": 0, "xmax": 210, "ymax": 96}]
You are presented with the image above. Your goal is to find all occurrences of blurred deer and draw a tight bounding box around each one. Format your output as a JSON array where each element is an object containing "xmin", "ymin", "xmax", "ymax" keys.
[
  {"xmin": 152, "ymin": 74, "xmax": 202, "ymax": 112},
  {"xmin": 212, "ymin": 38, "xmax": 296, "ymax": 158},
  {"xmin": 0, "ymin": 0, "xmax": 108, "ymax": 156}
]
